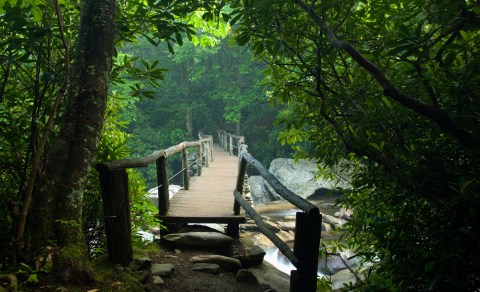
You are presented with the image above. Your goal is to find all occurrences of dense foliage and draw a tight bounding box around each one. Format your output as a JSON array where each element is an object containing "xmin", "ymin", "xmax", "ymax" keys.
[
  {"xmin": 124, "ymin": 36, "xmax": 290, "ymax": 187},
  {"xmin": 230, "ymin": 0, "xmax": 480, "ymax": 290}
]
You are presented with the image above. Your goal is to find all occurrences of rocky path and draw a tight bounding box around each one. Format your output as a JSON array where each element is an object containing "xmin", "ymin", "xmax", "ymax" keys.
[{"xmin": 132, "ymin": 225, "xmax": 290, "ymax": 292}]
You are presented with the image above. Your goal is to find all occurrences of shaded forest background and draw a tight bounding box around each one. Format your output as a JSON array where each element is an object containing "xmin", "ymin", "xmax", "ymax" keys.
[{"xmin": 1, "ymin": 0, "xmax": 479, "ymax": 291}]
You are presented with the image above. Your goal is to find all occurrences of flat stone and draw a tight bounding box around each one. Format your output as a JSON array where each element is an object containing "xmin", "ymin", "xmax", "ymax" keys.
[
  {"xmin": 162, "ymin": 232, "xmax": 233, "ymax": 248},
  {"xmin": 191, "ymin": 263, "xmax": 220, "ymax": 274},
  {"xmin": 150, "ymin": 264, "xmax": 175, "ymax": 277},
  {"xmin": 190, "ymin": 254, "xmax": 241, "ymax": 271},
  {"xmin": 152, "ymin": 276, "xmax": 164, "ymax": 285}
]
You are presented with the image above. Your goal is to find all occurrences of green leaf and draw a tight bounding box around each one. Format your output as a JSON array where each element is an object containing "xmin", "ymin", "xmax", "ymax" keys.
[{"xmin": 175, "ymin": 31, "xmax": 183, "ymax": 46}]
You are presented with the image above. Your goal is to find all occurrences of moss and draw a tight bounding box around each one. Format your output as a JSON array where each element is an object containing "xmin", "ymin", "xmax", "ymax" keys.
[{"xmin": 52, "ymin": 244, "xmax": 95, "ymax": 285}]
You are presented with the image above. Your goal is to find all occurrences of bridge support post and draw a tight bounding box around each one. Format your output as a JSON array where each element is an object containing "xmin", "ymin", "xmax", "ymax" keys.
[
  {"xmin": 182, "ymin": 148, "xmax": 190, "ymax": 190},
  {"xmin": 226, "ymin": 156, "xmax": 247, "ymax": 238},
  {"xmin": 156, "ymin": 156, "xmax": 169, "ymax": 215},
  {"xmin": 197, "ymin": 144, "xmax": 203, "ymax": 176},
  {"xmin": 291, "ymin": 211, "xmax": 322, "ymax": 292},
  {"xmin": 205, "ymin": 140, "xmax": 210, "ymax": 167},
  {"xmin": 97, "ymin": 168, "xmax": 133, "ymax": 266}
]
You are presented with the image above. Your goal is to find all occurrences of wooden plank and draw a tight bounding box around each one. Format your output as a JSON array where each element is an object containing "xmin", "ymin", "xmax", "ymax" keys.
[{"xmin": 158, "ymin": 143, "xmax": 245, "ymax": 226}]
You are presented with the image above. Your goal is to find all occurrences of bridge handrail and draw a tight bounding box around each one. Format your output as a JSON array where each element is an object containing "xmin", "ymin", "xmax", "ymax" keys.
[
  {"xmin": 95, "ymin": 133, "xmax": 213, "ymax": 266},
  {"xmin": 217, "ymin": 129, "xmax": 244, "ymax": 156},
  {"xmin": 219, "ymin": 128, "xmax": 320, "ymax": 292},
  {"xmin": 96, "ymin": 138, "xmax": 212, "ymax": 171}
]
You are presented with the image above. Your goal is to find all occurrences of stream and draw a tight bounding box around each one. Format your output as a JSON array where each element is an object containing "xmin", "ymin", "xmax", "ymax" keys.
[{"xmin": 256, "ymin": 197, "xmax": 341, "ymax": 277}]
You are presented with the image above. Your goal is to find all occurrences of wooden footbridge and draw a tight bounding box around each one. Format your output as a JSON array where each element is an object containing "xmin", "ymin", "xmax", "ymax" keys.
[
  {"xmin": 96, "ymin": 130, "xmax": 321, "ymax": 291},
  {"xmin": 156, "ymin": 142, "xmax": 245, "ymax": 226}
]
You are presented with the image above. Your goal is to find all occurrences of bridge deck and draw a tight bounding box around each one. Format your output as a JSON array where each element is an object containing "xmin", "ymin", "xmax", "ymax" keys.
[{"xmin": 157, "ymin": 143, "xmax": 245, "ymax": 224}]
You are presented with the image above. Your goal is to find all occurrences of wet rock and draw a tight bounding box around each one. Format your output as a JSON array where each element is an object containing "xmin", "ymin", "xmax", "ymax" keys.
[
  {"xmin": 322, "ymin": 213, "xmax": 347, "ymax": 229},
  {"xmin": 277, "ymin": 221, "xmax": 296, "ymax": 231},
  {"xmin": 190, "ymin": 255, "xmax": 241, "ymax": 271}
]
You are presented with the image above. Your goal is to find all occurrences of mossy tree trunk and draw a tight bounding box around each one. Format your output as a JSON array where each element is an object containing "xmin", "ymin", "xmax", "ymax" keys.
[{"xmin": 29, "ymin": 0, "xmax": 116, "ymax": 283}]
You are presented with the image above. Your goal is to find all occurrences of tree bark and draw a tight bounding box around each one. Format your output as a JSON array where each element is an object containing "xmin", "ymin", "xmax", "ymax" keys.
[{"xmin": 30, "ymin": 0, "xmax": 116, "ymax": 283}]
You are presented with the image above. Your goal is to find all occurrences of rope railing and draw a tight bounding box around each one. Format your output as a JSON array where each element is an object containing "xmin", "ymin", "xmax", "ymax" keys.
[{"xmin": 149, "ymin": 152, "xmax": 208, "ymax": 193}]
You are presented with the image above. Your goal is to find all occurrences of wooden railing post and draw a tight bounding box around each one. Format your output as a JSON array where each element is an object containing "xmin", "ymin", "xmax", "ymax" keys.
[
  {"xmin": 156, "ymin": 156, "xmax": 169, "ymax": 215},
  {"xmin": 97, "ymin": 167, "xmax": 133, "ymax": 266},
  {"xmin": 205, "ymin": 140, "xmax": 210, "ymax": 167},
  {"xmin": 291, "ymin": 211, "xmax": 322, "ymax": 292},
  {"xmin": 182, "ymin": 148, "xmax": 190, "ymax": 190},
  {"xmin": 226, "ymin": 156, "xmax": 247, "ymax": 238},
  {"xmin": 210, "ymin": 138, "xmax": 214, "ymax": 162},
  {"xmin": 197, "ymin": 144, "xmax": 203, "ymax": 176},
  {"xmin": 229, "ymin": 135, "xmax": 233, "ymax": 155}
]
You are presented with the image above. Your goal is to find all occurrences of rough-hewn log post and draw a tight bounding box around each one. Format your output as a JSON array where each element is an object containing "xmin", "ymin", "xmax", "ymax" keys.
[
  {"xmin": 226, "ymin": 156, "xmax": 247, "ymax": 238},
  {"xmin": 197, "ymin": 144, "xmax": 203, "ymax": 176},
  {"xmin": 182, "ymin": 148, "xmax": 190, "ymax": 190},
  {"xmin": 291, "ymin": 211, "xmax": 322, "ymax": 291},
  {"xmin": 210, "ymin": 138, "xmax": 213, "ymax": 162},
  {"xmin": 97, "ymin": 168, "xmax": 133, "ymax": 266},
  {"xmin": 205, "ymin": 140, "xmax": 210, "ymax": 167},
  {"xmin": 156, "ymin": 156, "xmax": 169, "ymax": 215},
  {"xmin": 229, "ymin": 135, "xmax": 234, "ymax": 155}
]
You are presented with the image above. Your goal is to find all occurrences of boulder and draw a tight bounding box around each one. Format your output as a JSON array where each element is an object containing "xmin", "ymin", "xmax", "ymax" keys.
[
  {"xmin": 190, "ymin": 255, "xmax": 241, "ymax": 271},
  {"xmin": 148, "ymin": 185, "xmax": 182, "ymax": 206},
  {"xmin": 266, "ymin": 158, "xmax": 350, "ymax": 200},
  {"xmin": 161, "ymin": 232, "xmax": 233, "ymax": 248},
  {"xmin": 248, "ymin": 176, "xmax": 282, "ymax": 205},
  {"xmin": 318, "ymin": 249, "xmax": 361, "ymax": 275},
  {"xmin": 244, "ymin": 260, "xmax": 290, "ymax": 292},
  {"xmin": 236, "ymin": 245, "xmax": 266, "ymax": 267}
]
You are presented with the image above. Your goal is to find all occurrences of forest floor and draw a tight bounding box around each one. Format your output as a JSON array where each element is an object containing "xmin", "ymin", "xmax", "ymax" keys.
[{"xmin": 15, "ymin": 225, "xmax": 271, "ymax": 292}]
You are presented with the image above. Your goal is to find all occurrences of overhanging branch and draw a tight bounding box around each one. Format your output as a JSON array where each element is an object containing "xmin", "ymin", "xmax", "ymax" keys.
[{"xmin": 291, "ymin": 0, "xmax": 479, "ymax": 149}]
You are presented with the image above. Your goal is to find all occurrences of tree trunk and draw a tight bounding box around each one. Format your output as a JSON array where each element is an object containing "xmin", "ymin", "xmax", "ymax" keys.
[
  {"xmin": 186, "ymin": 107, "xmax": 193, "ymax": 138},
  {"xmin": 29, "ymin": 0, "xmax": 116, "ymax": 283}
]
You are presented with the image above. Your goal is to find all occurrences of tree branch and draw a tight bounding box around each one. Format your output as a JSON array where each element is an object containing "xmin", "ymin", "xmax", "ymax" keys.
[
  {"xmin": 291, "ymin": 0, "xmax": 479, "ymax": 150},
  {"xmin": 16, "ymin": 0, "xmax": 70, "ymax": 253}
]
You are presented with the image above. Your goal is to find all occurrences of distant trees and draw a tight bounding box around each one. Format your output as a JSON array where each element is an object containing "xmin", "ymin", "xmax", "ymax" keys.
[{"xmin": 230, "ymin": 0, "xmax": 480, "ymax": 290}]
